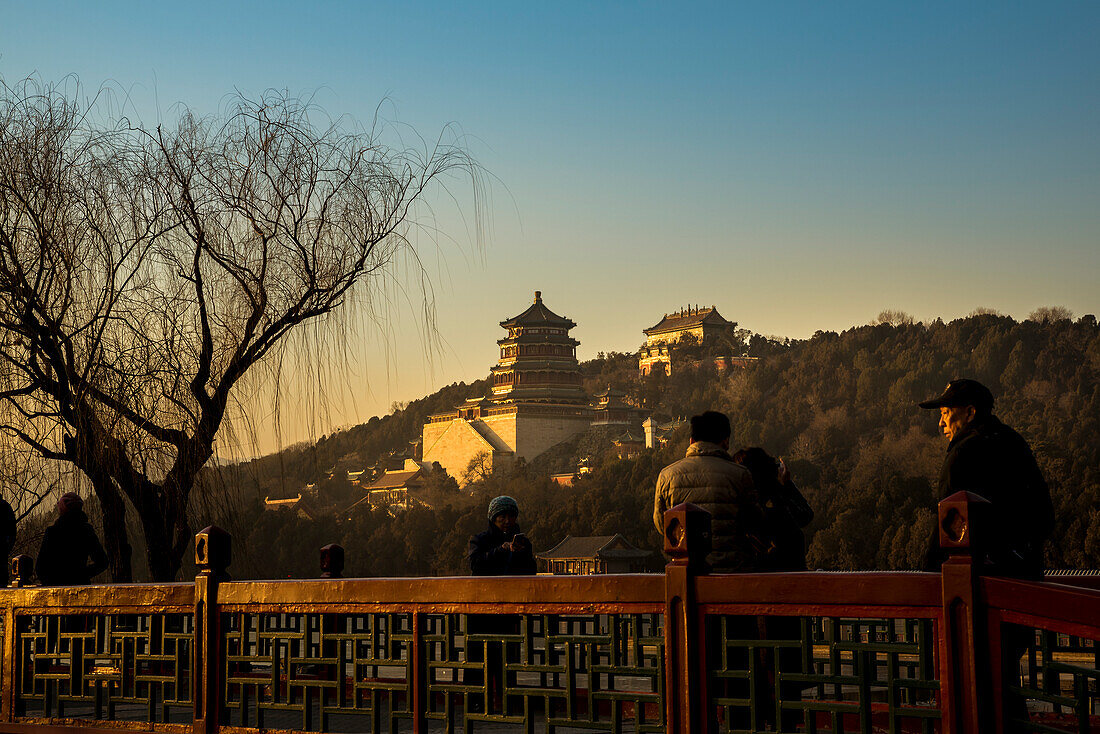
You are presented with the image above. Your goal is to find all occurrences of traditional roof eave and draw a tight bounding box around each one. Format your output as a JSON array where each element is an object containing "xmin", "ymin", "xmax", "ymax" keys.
[
  {"xmin": 643, "ymin": 306, "xmax": 733, "ymax": 335},
  {"xmin": 536, "ymin": 533, "xmax": 648, "ymax": 560},
  {"xmin": 499, "ymin": 291, "xmax": 576, "ymax": 328}
]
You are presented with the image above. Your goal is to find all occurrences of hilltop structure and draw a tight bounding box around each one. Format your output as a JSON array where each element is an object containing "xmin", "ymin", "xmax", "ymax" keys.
[
  {"xmin": 638, "ymin": 305, "xmax": 749, "ymax": 375},
  {"xmin": 422, "ymin": 292, "xmax": 596, "ymax": 483}
]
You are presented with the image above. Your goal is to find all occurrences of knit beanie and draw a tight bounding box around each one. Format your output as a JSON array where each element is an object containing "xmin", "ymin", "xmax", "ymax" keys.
[
  {"xmin": 487, "ymin": 495, "xmax": 519, "ymax": 521},
  {"xmin": 57, "ymin": 492, "xmax": 83, "ymax": 517}
]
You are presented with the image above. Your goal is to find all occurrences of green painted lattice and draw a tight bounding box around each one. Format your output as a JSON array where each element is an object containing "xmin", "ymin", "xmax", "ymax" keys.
[
  {"xmin": 1005, "ymin": 625, "xmax": 1098, "ymax": 733},
  {"xmin": 707, "ymin": 615, "xmax": 941, "ymax": 734},
  {"xmin": 222, "ymin": 611, "xmax": 414, "ymax": 733},
  {"xmin": 423, "ymin": 612, "xmax": 665, "ymax": 733}
]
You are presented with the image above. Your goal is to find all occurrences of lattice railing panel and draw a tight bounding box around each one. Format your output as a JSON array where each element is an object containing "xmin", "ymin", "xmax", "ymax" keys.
[
  {"xmin": 423, "ymin": 612, "xmax": 665, "ymax": 733},
  {"xmin": 222, "ymin": 611, "xmax": 413, "ymax": 733},
  {"xmin": 15, "ymin": 613, "xmax": 193, "ymax": 723},
  {"xmin": 1004, "ymin": 624, "xmax": 1099, "ymax": 732},
  {"xmin": 707, "ymin": 615, "xmax": 940, "ymax": 733}
]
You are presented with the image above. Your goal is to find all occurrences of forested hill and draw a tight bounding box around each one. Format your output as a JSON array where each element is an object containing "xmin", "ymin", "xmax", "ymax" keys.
[{"xmin": 206, "ymin": 312, "xmax": 1099, "ymax": 578}]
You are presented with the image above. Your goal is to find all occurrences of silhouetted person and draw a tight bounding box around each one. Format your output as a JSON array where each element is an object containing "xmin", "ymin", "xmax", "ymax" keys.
[
  {"xmin": 466, "ymin": 495, "xmax": 535, "ymax": 715},
  {"xmin": 0, "ymin": 496, "xmax": 15, "ymax": 586},
  {"xmin": 733, "ymin": 448, "xmax": 814, "ymax": 571},
  {"xmin": 920, "ymin": 378, "xmax": 1054, "ymax": 729},
  {"xmin": 36, "ymin": 493, "xmax": 108, "ymax": 585},
  {"xmin": 653, "ymin": 410, "xmax": 760, "ymax": 571},
  {"xmin": 732, "ymin": 447, "xmax": 814, "ymax": 730},
  {"xmin": 919, "ymin": 379, "xmax": 1053, "ymax": 577}
]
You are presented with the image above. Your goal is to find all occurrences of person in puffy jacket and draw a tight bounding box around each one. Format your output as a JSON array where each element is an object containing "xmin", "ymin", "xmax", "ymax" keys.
[
  {"xmin": 652, "ymin": 411, "xmax": 761, "ymax": 571},
  {"xmin": 36, "ymin": 493, "xmax": 108, "ymax": 585}
]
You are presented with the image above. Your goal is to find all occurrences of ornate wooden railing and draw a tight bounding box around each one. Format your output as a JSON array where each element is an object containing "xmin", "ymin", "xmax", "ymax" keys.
[{"xmin": 0, "ymin": 492, "xmax": 1095, "ymax": 733}]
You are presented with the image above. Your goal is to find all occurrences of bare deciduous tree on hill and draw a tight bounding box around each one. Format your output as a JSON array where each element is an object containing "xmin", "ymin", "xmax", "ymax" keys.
[{"xmin": 0, "ymin": 79, "xmax": 481, "ymax": 581}]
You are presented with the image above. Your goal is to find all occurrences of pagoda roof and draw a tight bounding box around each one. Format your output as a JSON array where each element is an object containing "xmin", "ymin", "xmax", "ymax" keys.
[
  {"xmin": 594, "ymin": 385, "xmax": 627, "ymax": 398},
  {"xmin": 536, "ymin": 534, "xmax": 651, "ymax": 561},
  {"xmin": 613, "ymin": 431, "xmax": 644, "ymax": 444},
  {"xmin": 500, "ymin": 291, "xmax": 576, "ymax": 329},
  {"xmin": 644, "ymin": 306, "xmax": 732, "ymax": 336}
]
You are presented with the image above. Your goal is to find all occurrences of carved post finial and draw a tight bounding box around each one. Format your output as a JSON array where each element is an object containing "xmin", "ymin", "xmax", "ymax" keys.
[
  {"xmin": 938, "ymin": 491, "xmax": 992, "ymax": 561},
  {"xmin": 320, "ymin": 544, "xmax": 344, "ymax": 578},
  {"xmin": 663, "ymin": 502, "xmax": 712, "ymax": 573},
  {"xmin": 9, "ymin": 554, "xmax": 33, "ymax": 587},
  {"xmin": 195, "ymin": 525, "xmax": 231, "ymax": 581}
]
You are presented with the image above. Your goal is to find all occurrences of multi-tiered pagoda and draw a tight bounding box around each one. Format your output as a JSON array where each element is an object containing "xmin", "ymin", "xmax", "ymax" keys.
[
  {"xmin": 490, "ymin": 291, "xmax": 586, "ymax": 404},
  {"xmin": 422, "ymin": 292, "xmax": 594, "ymax": 483}
]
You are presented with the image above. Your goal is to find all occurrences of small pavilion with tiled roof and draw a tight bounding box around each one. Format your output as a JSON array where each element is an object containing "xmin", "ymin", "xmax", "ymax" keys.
[
  {"xmin": 591, "ymin": 385, "xmax": 645, "ymax": 427},
  {"xmin": 360, "ymin": 459, "xmax": 427, "ymax": 507},
  {"xmin": 611, "ymin": 430, "xmax": 645, "ymax": 459},
  {"xmin": 537, "ymin": 534, "xmax": 652, "ymax": 575}
]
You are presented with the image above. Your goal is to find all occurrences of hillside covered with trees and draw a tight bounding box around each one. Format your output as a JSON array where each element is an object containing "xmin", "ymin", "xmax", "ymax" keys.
[{"xmin": 79, "ymin": 310, "xmax": 1098, "ymax": 579}]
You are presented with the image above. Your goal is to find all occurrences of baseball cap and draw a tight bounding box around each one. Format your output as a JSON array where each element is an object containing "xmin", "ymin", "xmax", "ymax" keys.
[{"xmin": 918, "ymin": 379, "xmax": 994, "ymax": 412}]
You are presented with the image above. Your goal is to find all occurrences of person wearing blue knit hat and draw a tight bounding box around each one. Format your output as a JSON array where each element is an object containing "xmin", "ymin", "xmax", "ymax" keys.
[
  {"xmin": 467, "ymin": 495, "xmax": 536, "ymax": 575},
  {"xmin": 466, "ymin": 495, "xmax": 535, "ymax": 714}
]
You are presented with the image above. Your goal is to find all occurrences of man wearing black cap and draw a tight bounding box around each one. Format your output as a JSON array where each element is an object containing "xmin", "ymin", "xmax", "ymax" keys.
[{"xmin": 919, "ymin": 379, "xmax": 1054, "ymax": 577}]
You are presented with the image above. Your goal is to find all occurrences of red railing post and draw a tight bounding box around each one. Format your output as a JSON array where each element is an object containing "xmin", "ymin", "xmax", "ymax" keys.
[
  {"xmin": 938, "ymin": 491, "xmax": 993, "ymax": 734},
  {"xmin": 193, "ymin": 526, "xmax": 230, "ymax": 734},
  {"xmin": 663, "ymin": 503, "xmax": 712, "ymax": 734},
  {"xmin": 411, "ymin": 611, "xmax": 426, "ymax": 734}
]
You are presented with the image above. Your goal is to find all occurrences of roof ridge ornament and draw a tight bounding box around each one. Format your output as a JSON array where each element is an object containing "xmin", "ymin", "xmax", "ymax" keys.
[{"xmin": 534, "ymin": 290, "xmax": 542, "ymax": 304}]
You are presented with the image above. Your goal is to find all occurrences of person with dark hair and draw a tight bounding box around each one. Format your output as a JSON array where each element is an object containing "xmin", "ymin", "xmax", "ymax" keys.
[
  {"xmin": 732, "ymin": 448, "xmax": 814, "ymax": 571},
  {"xmin": 731, "ymin": 447, "xmax": 814, "ymax": 730},
  {"xmin": 652, "ymin": 410, "xmax": 760, "ymax": 571},
  {"xmin": 918, "ymin": 378, "xmax": 1054, "ymax": 576},
  {"xmin": 36, "ymin": 493, "xmax": 109, "ymax": 585},
  {"xmin": 467, "ymin": 495, "xmax": 537, "ymax": 576}
]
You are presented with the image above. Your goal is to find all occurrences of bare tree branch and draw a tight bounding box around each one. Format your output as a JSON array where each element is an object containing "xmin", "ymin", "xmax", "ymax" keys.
[{"xmin": 0, "ymin": 78, "xmax": 484, "ymax": 580}]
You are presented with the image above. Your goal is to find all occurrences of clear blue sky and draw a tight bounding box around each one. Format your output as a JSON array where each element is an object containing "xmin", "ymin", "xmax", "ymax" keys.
[{"xmin": 3, "ymin": 2, "xmax": 1098, "ymax": 453}]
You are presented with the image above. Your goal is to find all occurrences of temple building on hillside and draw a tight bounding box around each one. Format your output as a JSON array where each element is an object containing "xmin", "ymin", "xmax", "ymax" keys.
[
  {"xmin": 590, "ymin": 386, "xmax": 646, "ymax": 426},
  {"xmin": 638, "ymin": 305, "xmax": 744, "ymax": 376},
  {"xmin": 422, "ymin": 292, "xmax": 595, "ymax": 483}
]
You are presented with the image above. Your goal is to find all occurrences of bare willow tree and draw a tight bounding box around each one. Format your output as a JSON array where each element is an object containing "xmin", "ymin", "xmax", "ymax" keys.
[{"xmin": 0, "ymin": 80, "xmax": 481, "ymax": 580}]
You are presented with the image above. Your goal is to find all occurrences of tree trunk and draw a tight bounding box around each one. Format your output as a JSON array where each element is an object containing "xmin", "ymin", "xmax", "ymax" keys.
[{"xmin": 92, "ymin": 482, "xmax": 133, "ymax": 582}]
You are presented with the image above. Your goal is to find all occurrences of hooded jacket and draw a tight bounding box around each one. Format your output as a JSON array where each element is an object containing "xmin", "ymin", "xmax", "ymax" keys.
[
  {"xmin": 36, "ymin": 509, "xmax": 109, "ymax": 585},
  {"xmin": 653, "ymin": 441, "xmax": 760, "ymax": 571}
]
